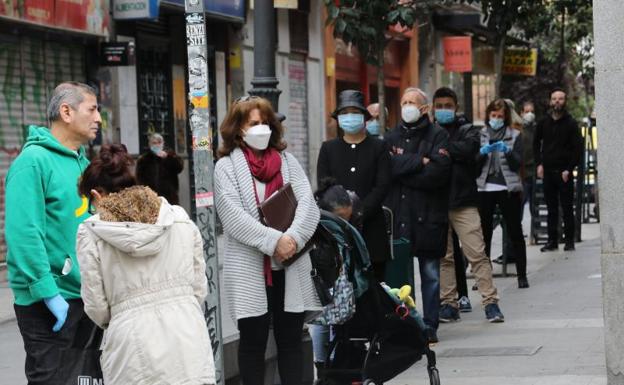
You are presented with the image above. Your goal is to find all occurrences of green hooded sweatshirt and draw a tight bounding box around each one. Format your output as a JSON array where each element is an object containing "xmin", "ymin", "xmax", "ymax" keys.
[{"xmin": 5, "ymin": 126, "xmax": 91, "ymax": 305}]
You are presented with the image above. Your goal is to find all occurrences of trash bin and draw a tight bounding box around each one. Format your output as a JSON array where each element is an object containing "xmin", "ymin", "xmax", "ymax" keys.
[{"xmin": 384, "ymin": 237, "xmax": 415, "ymax": 290}]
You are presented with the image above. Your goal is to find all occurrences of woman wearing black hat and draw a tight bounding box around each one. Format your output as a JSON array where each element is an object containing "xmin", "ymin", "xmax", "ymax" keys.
[{"xmin": 316, "ymin": 90, "xmax": 392, "ymax": 281}]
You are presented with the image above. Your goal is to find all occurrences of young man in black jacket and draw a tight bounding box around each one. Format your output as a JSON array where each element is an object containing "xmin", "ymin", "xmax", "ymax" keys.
[
  {"xmin": 433, "ymin": 87, "xmax": 505, "ymax": 324},
  {"xmin": 385, "ymin": 87, "xmax": 451, "ymax": 343},
  {"xmin": 534, "ymin": 88, "xmax": 583, "ymax": 251}
]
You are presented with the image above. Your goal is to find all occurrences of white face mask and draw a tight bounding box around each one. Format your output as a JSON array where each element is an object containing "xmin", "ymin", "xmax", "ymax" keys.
[
  {"xmin": 401, "ymin": 105, "xmax": 421, "ymax": 124},
  {"xmin": 522, "ymin": 112, "xmax": 535, "ymax": 123},
  {"xmin": 243, "ymin": 124, "xmax": 272, "ymax": 150}
]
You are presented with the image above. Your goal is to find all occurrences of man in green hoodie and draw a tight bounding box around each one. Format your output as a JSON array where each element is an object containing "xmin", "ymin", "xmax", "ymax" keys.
[{"xmin": 5, "ymin": 81, "xmax": 101, "ymax": 384}]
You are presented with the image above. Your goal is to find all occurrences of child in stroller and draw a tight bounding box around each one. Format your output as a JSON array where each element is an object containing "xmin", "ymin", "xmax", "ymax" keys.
[{"xmin": 310, "ymin": 181, "xmax": 440, "ymax": 385}]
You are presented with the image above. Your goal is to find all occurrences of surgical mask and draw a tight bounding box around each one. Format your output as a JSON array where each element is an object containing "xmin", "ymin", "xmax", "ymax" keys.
[
  {"xmin": 401, "ymin": 105, "xmax": 421, "ymax": 124},
  {"xmin": 489, "ymin": 118, "xmax": 505, "ymax": 131},
  {"xmin": 522, "ymin": 112, "xmax": 535, "ymax": 123},
  {"xmin": 150, "ymin": 145, "xmax": 163, "ymax": 154},
  {"xmin": 243, "ymin": 124, "xmax": 272, "ymax": 150},
  {"xmin": 435, "ymin": 109, "xmax": 455, "ymax": 125},
  {"xmin": 338, "ymin": 113, "xmax": 365, "ymax": 134},
  {"xmin": 366, "ymin": 120, "xmax": 381, "ymax": 136}
]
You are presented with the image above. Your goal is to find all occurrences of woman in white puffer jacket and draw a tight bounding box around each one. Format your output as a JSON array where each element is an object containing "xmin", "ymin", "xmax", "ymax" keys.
[{"xmin": 76, "ymin": 144, "xmax": 215, "ymax": 385}]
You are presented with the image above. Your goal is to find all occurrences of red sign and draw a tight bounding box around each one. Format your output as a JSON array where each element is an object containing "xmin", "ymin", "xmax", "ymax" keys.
[
  {"xmin": 55, "ymin": 0, "xmax": 109, "ymax": 35},
  {"xmin": 24, "ymin": 0, "xmax": 55, "ymax": 25},
  {"xmin": 443, "ymin": 36, "xmax": 472, "ymax": 73}
]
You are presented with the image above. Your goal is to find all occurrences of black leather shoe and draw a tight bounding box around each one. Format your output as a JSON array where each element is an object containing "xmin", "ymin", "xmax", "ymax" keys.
[
  {"xmin": 564, "ymin": 243, "xmax": 575, "ymax": 251},
  {"xmin": 518, "ymin": 276, "xmax": 530, "ymax": 289},
  {"xmin": 540, "ymin": 243, "xmax": 558, "ymax": 252}
]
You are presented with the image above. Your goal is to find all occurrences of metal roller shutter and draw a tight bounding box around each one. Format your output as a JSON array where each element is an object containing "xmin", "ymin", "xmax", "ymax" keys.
[{"xmin": 0, "ymin": 35, "xmax": 86, "ymax": 262}]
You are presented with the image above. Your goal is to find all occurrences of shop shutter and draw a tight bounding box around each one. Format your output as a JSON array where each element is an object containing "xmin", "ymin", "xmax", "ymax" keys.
[
  {"xmin": 0, "ymin": 36, "xmax": 86, "ymax": 262},
  {"xmin": 287, "ymin": 55, "xmax": 309, "ymax": 174}
]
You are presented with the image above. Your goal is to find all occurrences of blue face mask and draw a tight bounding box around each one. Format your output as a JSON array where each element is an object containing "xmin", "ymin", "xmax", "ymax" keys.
[
  {"xmin": 366, "ymin": 120, "xmax": 381, "ymax": 135},
  {"xmin": 489, "ymin": 118, "xmax": 505, "ymax": 130},
  {"xmin": 150, "ymin": 145, "xmax": 163, "ymax": 154},
  {"xmin": 338, "ymin": 113, "xmax": 365, "ymax": 134},
  {"xmin": 435, "ymin": 109, "xmax": 456, "ymax": 125}
]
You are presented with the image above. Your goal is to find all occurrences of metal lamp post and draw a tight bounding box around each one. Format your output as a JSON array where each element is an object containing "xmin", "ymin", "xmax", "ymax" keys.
[{"xmin": 248, "ymin": 0, "xmax": 282, "ymax": 112}]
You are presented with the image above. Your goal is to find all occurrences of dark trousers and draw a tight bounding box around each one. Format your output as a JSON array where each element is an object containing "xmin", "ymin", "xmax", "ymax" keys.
[
  {"xmin": 544, "ymin": 170, "xmax": 575, "ymax": 244},
  {"xmin": 478, "ymin": 191, "xmax": 527, "ymax": 278},
  {"xmin": 452, "ymin": 231, "xmax": 468, "ymax": 298},
  {"xmin": 237, "ymin": 270, "xmax": 305, "ymax": 385},
  {"xmin": 14, "ymin": 299, "xmax": 93, "ymax": 385},
  {"xmin": 417, "ymin": 256, "xmax": 440, "ymax": 331},
  {"xmin": 521, "ymin": 178, "xmax": 535, "ymax": 219}
]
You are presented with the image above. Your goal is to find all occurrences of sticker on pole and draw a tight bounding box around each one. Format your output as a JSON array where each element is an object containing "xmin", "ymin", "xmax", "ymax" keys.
[{"xmin": 196, "ymin": 192, "xmax": 214, "ymax": 208}]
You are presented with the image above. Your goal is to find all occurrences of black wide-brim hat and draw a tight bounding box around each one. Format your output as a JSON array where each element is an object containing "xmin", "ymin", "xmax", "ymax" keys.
[{"xmin": 332, "ymin": 90, "xmax": 372, "ymax": 120}]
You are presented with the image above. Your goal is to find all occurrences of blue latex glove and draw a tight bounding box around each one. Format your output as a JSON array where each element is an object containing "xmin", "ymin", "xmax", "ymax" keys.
[
  {"xmin": 44, "ymin": 294, "xmax": 69, "ymax": 332},
  {"xmin": 493, "ymin": 141, "xmax": 510, "ymax": 153},
  {"xmin": 480, "ymin": 144, "xmax": 493, "ymax": 155}
]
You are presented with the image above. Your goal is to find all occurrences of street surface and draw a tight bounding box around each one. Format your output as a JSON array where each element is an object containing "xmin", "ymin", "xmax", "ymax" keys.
[{"xmin": 0, "ymin": 223, "xmax": 606, "ymax": 385}]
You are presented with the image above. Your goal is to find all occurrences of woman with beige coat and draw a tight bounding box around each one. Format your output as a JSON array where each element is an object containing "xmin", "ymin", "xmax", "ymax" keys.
[{"xmin": 76, "ymin": 144, "xmax": 215, "ymax": 385}]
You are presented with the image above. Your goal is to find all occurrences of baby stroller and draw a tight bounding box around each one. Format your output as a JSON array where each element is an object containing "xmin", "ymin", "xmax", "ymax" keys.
[{"xmin": 310, "ymin": 210, "xmax": 440, "ymax": 385}]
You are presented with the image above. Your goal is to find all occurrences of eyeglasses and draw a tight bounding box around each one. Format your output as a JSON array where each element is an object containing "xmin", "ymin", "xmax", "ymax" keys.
[{"xmin": 233, "ymin": 95, "xmax": 262, "ymax": 104}]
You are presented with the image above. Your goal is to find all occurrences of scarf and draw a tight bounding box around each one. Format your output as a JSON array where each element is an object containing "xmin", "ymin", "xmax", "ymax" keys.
[
  {"xmin": 242, "ymin": 146, "xmax": 283, "ymax": 287},
  {"xmin": 487, "ymin": 126, "xmax": 507, "ymax": 178},
  {"xmin": 242, "ymin": 146, "xmax": 284, "ymax": 200}
]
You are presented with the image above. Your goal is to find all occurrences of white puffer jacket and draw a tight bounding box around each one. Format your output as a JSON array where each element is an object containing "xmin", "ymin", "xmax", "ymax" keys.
[{"xmin": 77, "ymin": 191, "xmax": 215, "ymax": 385}]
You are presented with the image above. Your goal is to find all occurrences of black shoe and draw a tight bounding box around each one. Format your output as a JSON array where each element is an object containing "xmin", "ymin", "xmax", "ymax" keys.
[
  {"xmin": 472, "ymin": 283, "xmax": 479, "ymax": 291},
  {"xmin": 426, "ymin": 328, "xmax": 439, "ymax": 344},
  {"xmin": 493, "ymin": 255, "xmax": 516, "ymax": 265},
  {"xmin": 564, "ymin": 243, "xmax": 575, "ymax": 251},
  {"xmin": 439, "ymin": 304, "xmax": 460, "ymax": 323},
  {"xmin": 540, "ymin": 242, "xmax": 558, "ymax": 252},
  {"xmin": 518, "ymin": 276, "xmax": 530, "ymax": 289}
]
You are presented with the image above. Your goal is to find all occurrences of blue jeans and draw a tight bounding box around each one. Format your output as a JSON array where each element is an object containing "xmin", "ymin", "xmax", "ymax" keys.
[
  {"xmin": 418, "ymin": 256, "xmax": 440, "ymax": 331},
  {"xmin": 308, "ymin": 324, "xmax": 331, "ymax": 363}
]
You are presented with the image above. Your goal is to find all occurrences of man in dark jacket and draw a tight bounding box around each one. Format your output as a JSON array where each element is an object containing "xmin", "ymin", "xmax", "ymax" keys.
[
  {"xmin": 432, "ymin": 87, "xmax": 504, "ymax": 324},
  {"xmin": 534, "ymin": 88, "xmax": 582, "ymax": 251},
  {"xmin": 385, "ymin": 87, "xmax": 451, "ymax": 342}
]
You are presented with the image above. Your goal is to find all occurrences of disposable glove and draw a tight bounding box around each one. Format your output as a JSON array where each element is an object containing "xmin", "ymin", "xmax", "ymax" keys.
[
  {"xmin": 493, "ymin": 141, "xmax": 510, "ymax": 153},
  {"xmin": 44, "ymin": 294, "xmax": 69, "ymax": 332},
  {"xmin": 479, "ymin": 144, "xmax": 493, "ymax": 155}
]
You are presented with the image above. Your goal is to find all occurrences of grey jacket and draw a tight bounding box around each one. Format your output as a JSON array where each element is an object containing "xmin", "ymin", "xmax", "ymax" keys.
[
  {"xmin": 476, "ymin": 126, "xmax": 523, "ymax": 193},
  {"xmin": 214, "ymin": 148, "xmax": 321, "ymax": 322}
]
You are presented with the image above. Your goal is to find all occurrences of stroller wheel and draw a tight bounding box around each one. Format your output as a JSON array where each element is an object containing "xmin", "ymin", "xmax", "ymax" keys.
[{"xmin": 428, "ymin": 367, "xmax": 440, "ymax": 385}]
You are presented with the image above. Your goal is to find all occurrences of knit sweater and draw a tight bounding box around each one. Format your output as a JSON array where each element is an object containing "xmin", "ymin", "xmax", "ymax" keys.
[{"xmin": 214, "ymin": 148, "xmax": 321, "ymax": 321}]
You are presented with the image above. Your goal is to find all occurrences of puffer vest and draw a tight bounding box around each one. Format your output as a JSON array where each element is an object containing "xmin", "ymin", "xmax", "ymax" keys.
[{"xmin": 476, "ymin": 126, "xmax": 523, "ymax": 192}]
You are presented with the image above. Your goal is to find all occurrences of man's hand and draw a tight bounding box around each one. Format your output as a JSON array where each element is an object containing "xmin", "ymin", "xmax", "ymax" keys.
[
  {"xmin": 274, "ymin": 235, "xmax": 297, "ymax": 263},
  {"xmin": 422, "ymin": 157, "xmax": 430, "ymax": 165},
  {"xmin": 44, "ymin": 294, "xmax": 69, "ymax": 332},
  {"xmin": 438, "ymin": 148, "xmax": 450, "ymax": 157},
  {"xmin": 562, "ymin": 170, "xmax": 570, "ymax": 183},
  {"xmin": 537, "ymin": 164, "xmax": 544, "ymax": 179},
  {"xmin": 156, "ymin": 150, "xmax": 167, "ymax": 158}
]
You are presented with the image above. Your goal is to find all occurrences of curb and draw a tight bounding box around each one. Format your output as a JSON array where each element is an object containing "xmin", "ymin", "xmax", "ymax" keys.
[{"xmin": 0, "ymin": 316, "xmax": 16, "ymax": 326}]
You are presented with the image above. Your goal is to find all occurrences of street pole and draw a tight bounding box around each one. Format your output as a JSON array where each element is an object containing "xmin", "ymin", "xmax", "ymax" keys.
[
  {"xmin": 248, "ymin": 0, "xmax": 282, "ymax": 112},
  {"xmin": 184, "ymin": 1, "xmax": 223, "ymax": 383}
]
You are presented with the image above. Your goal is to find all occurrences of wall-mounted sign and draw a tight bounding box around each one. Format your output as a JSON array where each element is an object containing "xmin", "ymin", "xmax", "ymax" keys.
[
  {"xmin": 443, "ymin": 36, "xmax": 472, "ymax": 73},
  {"xmin": 113, "ymin": 0, "xmax": 159, "ymax": 19},
  {"xmin": 502, "ymin": 48, "xmax": 538, "ymax": 76},
  {"xmin": 101, "ymin": 42, "xmax": 135, "ymax": 66},
  {"xmin": 1, "ymin": 0, "xmax": 109, "ymax": 35},
  {"xmin": 55, "ymin": 0, "xmax": 110, "ymax": 35},
  {"xmin": 162, "ymin": 0, "xmax": 245, "ymax": 22},
  {"xmin": 23, "ymin": 0, "xmax": 54, "ymax": 25}
]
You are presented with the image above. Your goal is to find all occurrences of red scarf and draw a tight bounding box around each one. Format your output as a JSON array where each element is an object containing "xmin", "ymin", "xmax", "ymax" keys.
[
  {"xmin": 243, "ymin": 147, "xmax": 284, "ymax": 199},
  {"xmin": 242, "ymin": 147, "xmax": 283, "ymax": 287}
]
